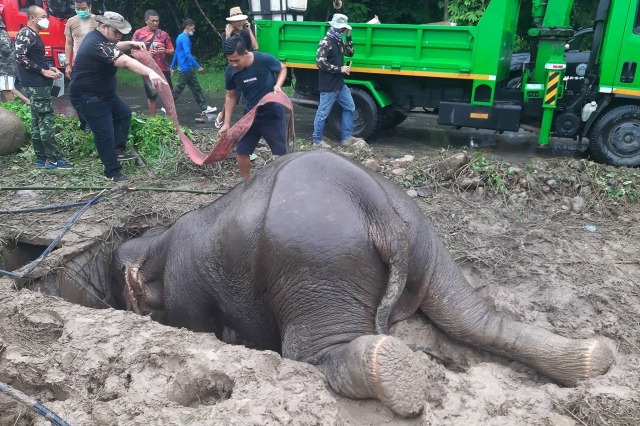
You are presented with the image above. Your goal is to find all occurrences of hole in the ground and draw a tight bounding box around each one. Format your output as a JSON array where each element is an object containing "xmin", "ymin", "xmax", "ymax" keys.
[{"xmin": 0, "ymin": 240, "xmax": 51, "ymax": 272}]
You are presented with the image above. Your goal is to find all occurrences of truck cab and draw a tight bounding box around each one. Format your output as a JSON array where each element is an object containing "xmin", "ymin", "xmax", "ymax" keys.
[{"xmin": 0, "ymin": 0, "xmax": 73, "ymax": 70}]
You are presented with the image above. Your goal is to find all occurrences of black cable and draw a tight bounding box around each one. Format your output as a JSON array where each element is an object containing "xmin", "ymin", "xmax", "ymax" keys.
[{"xmin": 0, "ymin": 382, "xmax": 72, "ymax": 426}]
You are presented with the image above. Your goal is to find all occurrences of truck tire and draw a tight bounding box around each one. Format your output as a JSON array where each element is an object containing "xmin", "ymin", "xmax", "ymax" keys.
[
  {"xmin": 380, "ymin": 108, "xmax": 407, "ymax": 130},
  {"xmin": 326, "ymin": 87, "xmax": 379, "ymax": 140},
  {"xmin": 589, "ymin": 105, "xmax": 640, "ymax": 167}
]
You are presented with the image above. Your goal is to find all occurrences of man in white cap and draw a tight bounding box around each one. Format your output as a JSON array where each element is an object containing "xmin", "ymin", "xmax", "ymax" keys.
[
  {"xmin": 215, "ymin": 6, "xmax": 258, "ymax": 129},
  {"xmin": 68, "ymin": 11, "xmax": 167, "ymax": 182},
  {"xmin": 312, "ymin": 13, "xmax": 360, "ymax": 148}
]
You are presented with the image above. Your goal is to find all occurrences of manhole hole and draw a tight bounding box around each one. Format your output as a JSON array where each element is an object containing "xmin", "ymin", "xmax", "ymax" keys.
[{"xmin": 0, "ymin": 240, "xmax": 51, "ymax": 272}]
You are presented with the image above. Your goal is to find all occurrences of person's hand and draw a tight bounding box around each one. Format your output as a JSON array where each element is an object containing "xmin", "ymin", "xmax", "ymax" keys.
[
  {"xmin": 218, "ymin": 122, "xmax": 230, "ymax": 138},
  {"xmin": 273, "ymin": 85, "xmax": 282, "ymax": 94},
  {"xmin": 243, "ymin": 20, "xmax": 251, "ymax": 30},
  {"xmin": 148, "ymin": 70, "xmax": 167, "ymax": 89},
  {"xmin": 156, "ymin": 46, "xmax": 166, "ymax": 54},
  {"xmin": 42, "ymin": 68, "xmax": 59, "ymax": 79},
  {"xmin": 340, "ymin": 65, "xmax": 350, "ymax": 75},
  {"xmin": 64, "ymin": 65, "xmax": 72, "ymax": 79},
  {"xmin": 225, "ymin": 24, "xmax": 233, "ymax": 37},
  {"xmin": 131, "ymin": 41, "xmax": 146, "ymax": 50},
  {"xmin": 197, "ymin": 67, "xmax": 205, "ymax": 74}
]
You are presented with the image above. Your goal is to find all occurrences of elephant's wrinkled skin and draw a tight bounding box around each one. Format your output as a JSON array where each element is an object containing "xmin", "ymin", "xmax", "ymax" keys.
[{"xmin": 113, "ymin": 150, "xmax": 615, "ymax": 417}]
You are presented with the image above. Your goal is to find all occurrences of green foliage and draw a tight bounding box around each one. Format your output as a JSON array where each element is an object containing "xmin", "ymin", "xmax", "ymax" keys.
[
  {"xmin": 448, "ymin": 0, "xmax": 489, "ymax": 25},
  {"xmin": 55, "ymin": 115, "xmax": 96, "ymax": 158},
  {"xmin": 2, "ymin": 101, "xmax": 31, "ymax": 132},
  {"xmin": 128, "ymin": 114, "xmax": 189, "ymax": 174}
]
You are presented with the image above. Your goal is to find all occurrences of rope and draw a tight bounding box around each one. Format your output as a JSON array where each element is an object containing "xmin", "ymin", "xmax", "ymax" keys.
[
  {"xmin": 0, "ymin": 192, "xmax": 103, "ymax": 279},
  {"xmin": 0, "ymin": 382, "xmax": 72, "ymax": 426},
  {"xmin": 131, "ymin": 49, "xmax": 296, "ymax": 165}
]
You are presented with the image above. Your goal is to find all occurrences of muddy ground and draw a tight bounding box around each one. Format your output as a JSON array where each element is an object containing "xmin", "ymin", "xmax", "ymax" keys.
[{"xmin": 0, "ymin": 141, "xmax": 639, "ymax": 425}]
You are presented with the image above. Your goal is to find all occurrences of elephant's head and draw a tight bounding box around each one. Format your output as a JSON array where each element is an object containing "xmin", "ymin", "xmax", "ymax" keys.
[{"xmin": 111, "ymin": 227, "xmax": 168, "ymax": 323}]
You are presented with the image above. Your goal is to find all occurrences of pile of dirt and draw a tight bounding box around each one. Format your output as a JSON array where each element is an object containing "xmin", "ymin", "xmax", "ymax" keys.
[{"xmin": 1, "ymin": 146, "xmax": 639, "ymax": 425}]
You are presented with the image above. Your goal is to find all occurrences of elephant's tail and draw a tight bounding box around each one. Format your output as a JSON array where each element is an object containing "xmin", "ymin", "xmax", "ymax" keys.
[{"xmin": 370, "ymin": 205, "xmax": 410, "ymax": 335}]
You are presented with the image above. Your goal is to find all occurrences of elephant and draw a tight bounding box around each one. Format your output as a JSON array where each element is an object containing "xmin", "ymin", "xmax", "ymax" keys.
[{"xmin": 112, "ymin": 150, "xmax": 615, "ymax": 417}]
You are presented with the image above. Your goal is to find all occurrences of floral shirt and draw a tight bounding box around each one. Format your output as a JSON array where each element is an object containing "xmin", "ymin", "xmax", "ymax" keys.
[{"xmin": 132, "ymin": 27, "xmax": 173, "ymax": 72}]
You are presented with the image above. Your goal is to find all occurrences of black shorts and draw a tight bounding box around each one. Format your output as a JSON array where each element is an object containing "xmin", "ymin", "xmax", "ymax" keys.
[
  {"xmin": 236, "ymin": 108, "xmax": 287, "ymax": 156},
  {"xmin": 143, "ymin": 70, "xmax": 173, "ymax": 100}
]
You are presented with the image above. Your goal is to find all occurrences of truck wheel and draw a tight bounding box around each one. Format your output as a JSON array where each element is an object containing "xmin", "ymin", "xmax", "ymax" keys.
[
  {"xmin": 589, "ymin": 105, "xmax": 640, "ymax": 167},
  {"xmin": 326, "ymin": 87, "xmax": 379, "ymax": 140},
  {"xmin": 380, "ymin": 108, "xmax": 407, "ymax": 130}
]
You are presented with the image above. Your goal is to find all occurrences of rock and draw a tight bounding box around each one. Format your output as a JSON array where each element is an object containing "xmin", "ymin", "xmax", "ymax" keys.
[
  {"xmin": 405, "ymin": 174, "xmax": 414, "ymax": 182},
  {"xmin": 406, "ymin": 189, "xmax": 418, "ymax": 198},
  {"xmin": 568, "ymin": 159, "xmax": 585, "ymax": 171},
  {"xmin": 362, "ymin": 159, "xmax": 380, "ymax": 171},
  {"xmin": 435, "ymin": 153, "xmax": 469, "ymax": 174},
  {"xmin": 392, "ymin": 168, "xmax": 405, "ymax": 176},
  {"xmin": 395, "ymin": 155, "xmax": 415, "ymax": 164},
  {"xmin": 545, "ymin": 179, "xmax": 558, "ymax": 189},
  {"xmin": 571, "ymin": 196, "xmax": 586, "ymax": 213},
  {"xmin": 475, "ymin": 186, "xmax": 485, "ymax": 197},
  {"xmin": 0, "ymin": 107, "xmax": 27, "ymax": 156},
  {"xmin": 459, "ymin": 177, "xmax": 482, "ymax": 189},
  {"xmin": 352, "ymin": 140, "xmax": 370, "ymax": 150},
  {"xmin": 541, "ymin": 185, "xmax": 550, "ymax": 193},
  {"xmin": 417, "ymin": 188, "xmax": 429, "ymax": 197}
]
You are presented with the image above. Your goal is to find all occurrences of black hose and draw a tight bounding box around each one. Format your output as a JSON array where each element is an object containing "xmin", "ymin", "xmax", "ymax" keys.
[
  {"xmin": 0, "ymin": 382, "xmax": 72, "ymax": 426},
  {"xmin": 0, "ymin": 201, "xmax": 90, "ymax": 215},
  {"xmin": 0, "ymin": 192, "xmax": 103, "ymax": 279}
]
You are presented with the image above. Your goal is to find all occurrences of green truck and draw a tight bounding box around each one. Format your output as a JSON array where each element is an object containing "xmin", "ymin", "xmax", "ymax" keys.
[{"xmin": 252, "ymin": 0, "xmax": 640, "ymax": 166}]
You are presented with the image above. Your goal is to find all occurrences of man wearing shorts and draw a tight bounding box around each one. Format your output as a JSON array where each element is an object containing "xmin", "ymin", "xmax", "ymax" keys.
[
  {"xmin": 132, "ymin": 9, "xmax": 174, "ymax": 116},
  {"xmin": 218, "ymin": 35, "xmax": 288, "ymax": 180}
]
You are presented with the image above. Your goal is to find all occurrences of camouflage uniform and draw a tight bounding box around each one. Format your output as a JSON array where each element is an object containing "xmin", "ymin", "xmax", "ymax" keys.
[
  {"xmin": 24, "ymin": 86, "xmax": 59, "ymax": 160},
  {"xmin": 15, "ymin": 25, "xmax": 60, "ymax": 161},
  {"xmin": 0, "ymin": 29, "xmax": 16, "ymax": 78},
  {"xmin": 172, "ymin": 70, "xmax": 207, "ymax": 111}
]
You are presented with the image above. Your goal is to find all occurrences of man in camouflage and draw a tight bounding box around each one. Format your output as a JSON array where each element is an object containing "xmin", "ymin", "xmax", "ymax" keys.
[
  {"xmin": 15, "ymin": 5, "xmax": 72, "ymax": 169},
  {"xmin": 0, "ymin": 15, "xmax": 29, "ymax": 104}
]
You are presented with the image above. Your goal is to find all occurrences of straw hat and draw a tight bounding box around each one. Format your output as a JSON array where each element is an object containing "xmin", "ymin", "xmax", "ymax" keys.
[
  {"xmin": 227, "ymin": 6, "xmax": 248, "ymax": 22},
  {"xmin": 95, "ymin": 11, "xmax": 132, "ymax": 34}
]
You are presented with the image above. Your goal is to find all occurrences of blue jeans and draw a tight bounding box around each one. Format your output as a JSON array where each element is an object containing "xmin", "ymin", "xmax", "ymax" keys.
[
  {"xmin": 70, "ymin": 93, "xmax": 131, "ymax": 178},
  {"xmin": 312, "ymin": 85, "xmax": 355, "ymax": 142}
]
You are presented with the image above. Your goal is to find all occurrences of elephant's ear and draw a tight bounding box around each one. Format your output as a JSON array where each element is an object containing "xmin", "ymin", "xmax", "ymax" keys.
[{"xmin": 124, "ymin": 265, "xmax": 144, "ymax": 315}]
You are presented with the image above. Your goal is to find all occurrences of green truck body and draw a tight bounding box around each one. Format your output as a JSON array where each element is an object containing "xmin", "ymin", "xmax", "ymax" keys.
[{"xmin": 254, "ymin": 0, "xmax": 640, "ymax": 166}]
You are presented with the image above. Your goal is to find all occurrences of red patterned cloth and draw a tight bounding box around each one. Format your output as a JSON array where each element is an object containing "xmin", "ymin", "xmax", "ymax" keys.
[{"xmin": 131, "ymin": 49, "xmax": 295, "ymax": 165}]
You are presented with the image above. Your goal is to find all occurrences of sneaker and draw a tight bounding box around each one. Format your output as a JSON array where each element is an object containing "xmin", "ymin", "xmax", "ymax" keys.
[
  {"xmin": 249, "ymin": 153, "xmax": 258, "ymax": 161},
  {"xmin": 35, "ymin": 157, "xmax": 46, "ymax": 168},
  {"xmin": 214, "ymin": 112, "xmax": 223, "ymax": 129},
  {"xmin": 313, "ymin": 140, "xmax": 332, "ymax": 149},
  {"xmin": 202, "ymin": 106, "xmax": 217, "ymax": 115},
  {"xmin": 105, "ymin": 172, "xmax": 127, "ymax": 182},
  {"xmin": 340, "ymin": 137, "xmax": 363, "ymax": 146},
  {"xmin": 116, "ymin": 153, "xmax": 136, "ymax": 162},
  {"xmin": 160, "ymin": 107, "xmax": 167, "ymax": 115},
  {"xmin": 45, "ymin": 159, "xmax": 73, "ymax": 170}
]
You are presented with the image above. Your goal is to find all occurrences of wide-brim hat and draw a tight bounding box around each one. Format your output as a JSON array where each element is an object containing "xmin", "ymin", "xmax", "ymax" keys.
[
  {"xmin": 227, "ymin": 6, "xmax": 248, "ymax": 22},
  {"xmin": 95, "ymin": 11, "xmax": 132, "ymax": 34},
  {"xmin": 328, "ymin": 13, "xmax": 351, "ymax": 30}
]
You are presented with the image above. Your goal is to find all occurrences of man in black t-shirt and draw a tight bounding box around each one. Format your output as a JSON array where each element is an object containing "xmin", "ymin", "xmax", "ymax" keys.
[
  {"xmin": 68, "ymin": 11, "xmax": 166, "ymax": 182},
  {"xmin": 217, "ymin": 36, "xmax": 287, "ymax": 180}
]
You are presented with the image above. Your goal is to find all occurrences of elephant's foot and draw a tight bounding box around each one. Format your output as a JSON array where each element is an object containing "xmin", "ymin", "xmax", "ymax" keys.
[
  {"xmin": 487, "ymin": 321, "xmax": 616, "ymax": 386},
  {"xmin": 317, "ymin": 335, "xmax": 427, "ymax": 417},
  {"xmin": 523, "ymin": 335, "xmax": 615, "ymax": 386}
]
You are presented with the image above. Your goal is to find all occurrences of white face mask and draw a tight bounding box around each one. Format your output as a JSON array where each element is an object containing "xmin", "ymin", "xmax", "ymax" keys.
[
  {"xmin": 188, "ymin": 30, "xmax": 194, "ymax": 36},
  {"xmin": 37, "ymin": 18, "xmax": 50, "ymax": 29}
]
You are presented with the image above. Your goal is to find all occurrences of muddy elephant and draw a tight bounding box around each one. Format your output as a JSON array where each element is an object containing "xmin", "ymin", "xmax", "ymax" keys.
[{"xmin": 112, "ymin": 150, "xmax": 614, "ymax": 417}]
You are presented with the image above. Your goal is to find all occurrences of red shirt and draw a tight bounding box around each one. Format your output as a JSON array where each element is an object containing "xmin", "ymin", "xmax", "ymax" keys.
[{"xmin": 132, "ymin": 27, "xmax": 174, "ymax": 72}]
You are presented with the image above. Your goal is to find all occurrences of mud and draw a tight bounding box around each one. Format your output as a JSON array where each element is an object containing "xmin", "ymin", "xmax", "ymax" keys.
[{"xmin": 1, "ymin": 140, "xmax": 639, "ymax": 424}]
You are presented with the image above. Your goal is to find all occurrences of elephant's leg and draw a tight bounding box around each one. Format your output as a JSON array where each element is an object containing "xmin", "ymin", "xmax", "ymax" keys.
[
  {"xmin": 316, "ymin": 335, "xmax": 427, "ymax": 418},
  {"xmin": 418, "ymin": 239, "xmax": 615, "ymax": 386}
]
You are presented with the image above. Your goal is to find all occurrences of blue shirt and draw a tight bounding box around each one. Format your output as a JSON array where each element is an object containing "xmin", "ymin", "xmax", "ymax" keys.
[
  {"xmin": 170, "ymin": 32, "xmax": 200, "ymax": 72},
  {"xmin": 225, "ymin": 52, "xmax": 283, "ymax": 116}
]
